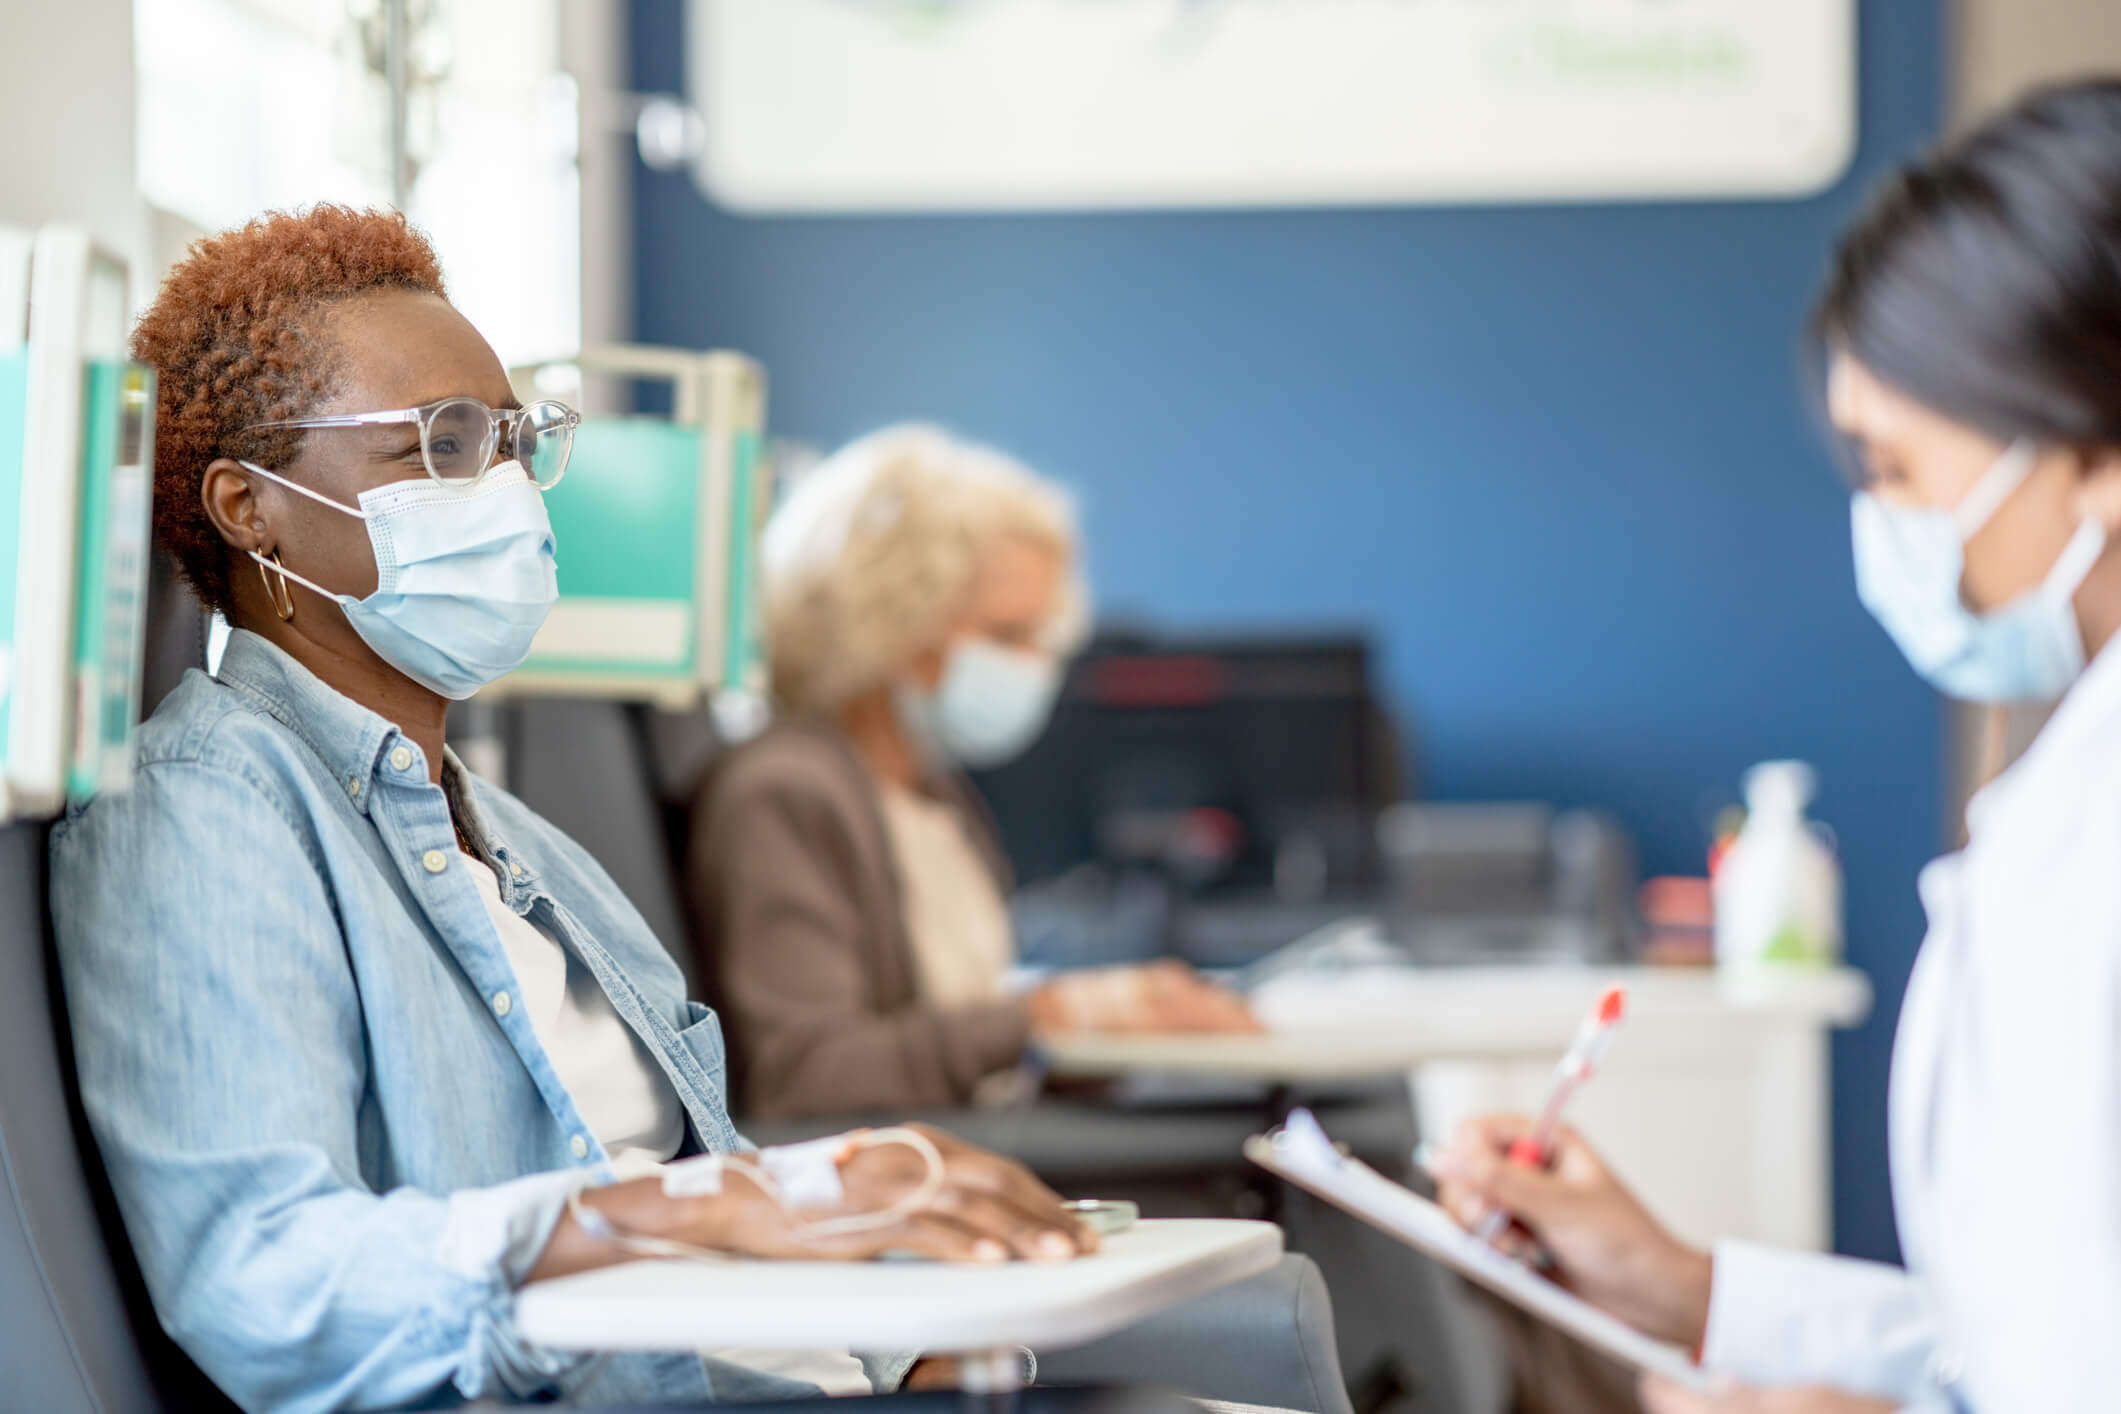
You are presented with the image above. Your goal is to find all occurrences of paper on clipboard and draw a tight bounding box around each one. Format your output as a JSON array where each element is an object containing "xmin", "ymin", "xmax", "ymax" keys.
[{"xmin": 1246, "ymin": 1109, "xmax": 1714, "ymax": 1394}]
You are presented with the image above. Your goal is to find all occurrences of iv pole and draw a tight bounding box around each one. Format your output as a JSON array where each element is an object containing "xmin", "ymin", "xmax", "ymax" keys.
[
  {"xmin": 385, "ymin": 0, "xmax": 411, "ymax": 210},
  {"xmin": 379, "ymin": 0, "xmax": 507, "ymax": 779}
]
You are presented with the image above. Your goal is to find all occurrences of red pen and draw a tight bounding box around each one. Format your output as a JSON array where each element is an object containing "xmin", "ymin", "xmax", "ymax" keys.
[{"xmin": 1474, "ymin": 985, "xmax": 1627, "ymax": 1245}]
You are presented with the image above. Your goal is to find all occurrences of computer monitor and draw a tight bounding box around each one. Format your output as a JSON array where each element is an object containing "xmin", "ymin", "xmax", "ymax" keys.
[{"xmin": 971, "ymin": 629, "xmax": 1399, "ymax": 898}]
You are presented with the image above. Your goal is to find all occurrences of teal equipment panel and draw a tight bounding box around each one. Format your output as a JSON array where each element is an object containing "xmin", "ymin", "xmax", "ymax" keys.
[
  {"xmin": 523, "ymin": 419, "xmax": 704, "ymax": 680},
  {"xmin": 1, "ymin": 225, "xmax": 143, "ymax": 822},
  {"xmin": 498, "ymin": 346, "xmax": 769, "ymax": 709},
  {"xmin": 723, "ymin": 427, "xmax": 765, "ymax": 693},
  {"xmin": 68, "ymin": 361, "xmax": 154, "ymax": 800}
]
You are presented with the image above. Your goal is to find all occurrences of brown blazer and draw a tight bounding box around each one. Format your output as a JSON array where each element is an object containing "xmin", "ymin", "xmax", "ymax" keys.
[{"xmin": 686, "ymin": 718, "xmax": 1032, "ymax": 1120}]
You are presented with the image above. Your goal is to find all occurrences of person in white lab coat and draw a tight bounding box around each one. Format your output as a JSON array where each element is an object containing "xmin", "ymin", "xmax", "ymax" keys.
[{"xmin": 1434, "ymin": 78, "xmax": 2121, "ymax": 1414}]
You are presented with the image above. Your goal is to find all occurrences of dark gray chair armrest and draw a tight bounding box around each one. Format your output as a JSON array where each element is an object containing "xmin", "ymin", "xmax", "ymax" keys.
[
  {"xmin": 740, "ymin": 1100, "xmax": 1264, "ymax": 1189},
  {"xmin": 506, "ymin": 1388, "xmax": 1203, "ymax": 1414},
  {"xmin": 1036, "ymin": 1256, "xmax": 1351, "ymax": 1414}
]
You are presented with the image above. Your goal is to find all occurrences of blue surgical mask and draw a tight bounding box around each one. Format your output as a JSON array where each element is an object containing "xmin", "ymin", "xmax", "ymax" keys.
[
  {"xmin": 897, "ymin": 637, "xmax": 1062, "ymax": 768},
  {"xmin": 241, "ymin": 459, "xmax": 558, "ymax": 699},
  {"xmin": 1851, "ymin": 440, "xmax": 2105, "ymax": 703}
]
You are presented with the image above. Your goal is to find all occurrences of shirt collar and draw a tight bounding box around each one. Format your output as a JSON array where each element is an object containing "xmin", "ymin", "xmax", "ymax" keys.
[{"xmin": 213, "ymin": 628, "xmax": 405, "ymax": 790}]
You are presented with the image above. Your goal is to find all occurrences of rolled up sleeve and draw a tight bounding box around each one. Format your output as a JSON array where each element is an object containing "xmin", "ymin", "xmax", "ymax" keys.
[
  {"xmin": 437, "ymin": 1167, "xmax": 598, "ymax": 1395},
  {"xmin": 51, "ymin": 759, "xmax": 586, "ymax": 1413}
]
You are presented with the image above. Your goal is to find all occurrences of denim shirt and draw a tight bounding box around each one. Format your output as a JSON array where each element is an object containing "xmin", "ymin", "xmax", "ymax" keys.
[{"xmin": 51, "ymin": 630, "xmax": 903, "ymax": 1412}]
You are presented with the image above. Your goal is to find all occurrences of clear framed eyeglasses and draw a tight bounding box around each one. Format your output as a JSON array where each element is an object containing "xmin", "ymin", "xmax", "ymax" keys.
[{"xmin": 244, "ymin": 397, "xmax": 583, "ymax": 488}]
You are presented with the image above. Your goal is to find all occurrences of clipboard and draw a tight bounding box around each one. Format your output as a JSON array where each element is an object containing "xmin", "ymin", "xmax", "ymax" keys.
[{"xmin": 1246, "ymin": 1109, "xmax": 1714, "ymax": 1393}]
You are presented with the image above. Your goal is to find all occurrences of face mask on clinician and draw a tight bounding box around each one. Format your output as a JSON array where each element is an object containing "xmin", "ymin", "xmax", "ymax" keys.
[{"xmin": 1851, "ymin": 439, "xmax": 2106, "ymax": 703}]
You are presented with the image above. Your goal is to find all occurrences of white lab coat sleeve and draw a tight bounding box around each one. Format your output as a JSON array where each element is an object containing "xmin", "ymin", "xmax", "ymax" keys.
[
  {"xmin": 1932, "ymin": 781, "xmax": 2121, "ymax": 1412},
  {"xmin": 1701, "ymin": 1241, "xmax": 1938, "ymax": 1403}
]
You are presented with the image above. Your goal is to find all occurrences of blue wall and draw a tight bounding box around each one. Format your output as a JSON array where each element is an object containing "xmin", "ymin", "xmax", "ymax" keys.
[{"xmin": 629, "ymin": 0, "xmax": 1944, "ymax": 1261}]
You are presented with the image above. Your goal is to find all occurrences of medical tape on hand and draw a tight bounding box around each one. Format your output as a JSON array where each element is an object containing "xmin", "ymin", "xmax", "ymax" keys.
[
  {"xmin": 583, "ymin": 1128, "xmax": 949, "ymax": 1260},
  {"xmin": 660, "ymin": 1152, "xmax": 730, "ymax": 1198},
  {"xmin": 758, "ymin": 1135, "xmax": 853, "ymax": 1211},
  {"xmin": 657, "ymin": 1138, "xmax": 852, "ymax": 1209},
  {"xmin": 787, "ymin": 1127, "xmax": 948, "ymax": 1243}
]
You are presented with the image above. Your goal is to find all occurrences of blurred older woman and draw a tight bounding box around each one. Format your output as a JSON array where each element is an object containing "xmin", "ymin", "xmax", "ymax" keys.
[{"xmin": 689, "ymin": 425, "xmax": 1256, "ymax": 1120}]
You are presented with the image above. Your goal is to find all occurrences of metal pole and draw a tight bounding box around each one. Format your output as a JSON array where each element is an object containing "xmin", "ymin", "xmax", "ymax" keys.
[{"xmin": 385, "ymin": 0, "xmax": 410, "ymax": 209}]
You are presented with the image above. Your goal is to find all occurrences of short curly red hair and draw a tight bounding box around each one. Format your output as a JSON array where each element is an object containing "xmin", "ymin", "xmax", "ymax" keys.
[{"xmin": 132, "ymin": 205, "xmax": 447, "ymax": 616}]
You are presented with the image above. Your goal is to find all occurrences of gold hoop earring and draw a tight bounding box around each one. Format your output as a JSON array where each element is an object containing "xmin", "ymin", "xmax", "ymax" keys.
[{"xmin": 258, "ymin": 551, "xmax": 297, "ymax": 622}]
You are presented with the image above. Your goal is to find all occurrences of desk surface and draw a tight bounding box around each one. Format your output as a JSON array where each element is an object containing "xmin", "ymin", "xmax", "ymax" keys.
[
  {"xmin": 1038, "ymin": 965, "xmax": 1873, "ymax": 1081},
  {"xmin": 513, "ymin": 1218, "xmax": 1283, "ymax": 1355}
]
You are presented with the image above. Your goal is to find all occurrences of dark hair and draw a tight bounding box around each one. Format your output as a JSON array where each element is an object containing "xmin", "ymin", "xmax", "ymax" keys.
[
  {"xmin": 1814, "ymin": 77, "xmax": 2121, "ymax": 447},
  {"xmin": 131, "ymin": 205, "xmax": 447, "ymax": 616}
]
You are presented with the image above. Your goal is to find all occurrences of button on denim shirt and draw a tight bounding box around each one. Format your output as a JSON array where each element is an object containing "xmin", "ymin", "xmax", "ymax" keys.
[{"xmin": 51, "ymin": 630, "xmax": 905, "ymax": 1412}]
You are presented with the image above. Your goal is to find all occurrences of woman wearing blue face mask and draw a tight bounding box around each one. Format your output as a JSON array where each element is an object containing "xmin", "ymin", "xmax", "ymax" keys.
[
  {"xmin": 691, "ymin": 425, "xmax": 1258, "ymax": 1122},
  {"xmin": 50, "ymin": 208, "xmax": 1100, "ymax": 1413},
  {"xmin": 1430, "ymin": 80, "xmax": 2121, "ymax": 1414}
]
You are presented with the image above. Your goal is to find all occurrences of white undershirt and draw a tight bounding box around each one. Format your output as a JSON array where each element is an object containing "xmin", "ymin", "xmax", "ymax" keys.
[
  {"xmin": 878, "ymin": 783, "xmax": 1014, "ymax": 1007},
  {"xmin": 465, "ymin": 853, "xmax": 685, "ymax": 1174},
  {"xmin": 465, "ymin": 854, "xmax": 873, "ymax": 1396}
]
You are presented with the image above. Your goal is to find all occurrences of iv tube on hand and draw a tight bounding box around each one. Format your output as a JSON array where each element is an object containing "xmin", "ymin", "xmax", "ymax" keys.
[{"xmin": 567, "ymin": 1126, "xmax": 949, "ymax": 1262}]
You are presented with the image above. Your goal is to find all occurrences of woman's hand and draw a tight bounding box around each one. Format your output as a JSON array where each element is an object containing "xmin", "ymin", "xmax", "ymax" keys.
[
  {"xmin": 1432, "ymin": 1114, "xmax": 1713, "ymax": 1349},
  {"xmin": 1133, "ymin": 960, "xmax": 1262, "ymax": 1033},
  {"xmin": 1028, "ymin": 961, "xmax": 1262, "ymax": 1035},
  {"xmin": 705, "ymin": 1124, "xmax": 1098, "ymax": 1265},
  {"xmin": 1640, "ymin": 1376, "xmax": 1896, "ymax": 1414},
  {"xmin": 537, "ymin": 1126, "xmax": 1097, "ymax": 1282}
]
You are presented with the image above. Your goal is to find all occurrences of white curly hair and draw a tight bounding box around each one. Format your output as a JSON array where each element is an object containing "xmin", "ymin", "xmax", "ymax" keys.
[{"xmin": 762, "ymin": 424, "xmax": 1090, "ymax": 716}]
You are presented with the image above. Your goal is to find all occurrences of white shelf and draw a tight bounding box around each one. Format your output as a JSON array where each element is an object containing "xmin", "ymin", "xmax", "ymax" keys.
[{"xmin": 1038, "ymin": 965, "xmax": 1873, "ymax": 1081}]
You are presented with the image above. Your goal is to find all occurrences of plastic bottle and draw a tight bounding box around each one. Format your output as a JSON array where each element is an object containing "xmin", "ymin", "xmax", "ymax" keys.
[{"xmin": 1712, "ymin": 761, "xmax": 1843, "ymax": 970}]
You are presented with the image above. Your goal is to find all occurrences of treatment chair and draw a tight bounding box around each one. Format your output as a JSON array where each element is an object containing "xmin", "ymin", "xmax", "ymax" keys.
[{"xmin": 0, "ymin": 550, "xmax": 239, "ymax": 1414}]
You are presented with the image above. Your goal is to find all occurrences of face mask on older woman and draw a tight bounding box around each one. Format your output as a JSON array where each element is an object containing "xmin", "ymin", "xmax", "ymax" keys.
[{"xmin": 896, "ymin": 637, "xmax": 1063, "ymax": 768}]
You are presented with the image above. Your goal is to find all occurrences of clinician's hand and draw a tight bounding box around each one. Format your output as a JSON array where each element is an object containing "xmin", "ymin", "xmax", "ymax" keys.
[
  {"xmin": 1640, "ymin": 1375, "xmax": 1895, "ymax": 1414},
  {"xmin": 1432, "ymin": 1113, "xmax": 1713, "ymax": 1349}
]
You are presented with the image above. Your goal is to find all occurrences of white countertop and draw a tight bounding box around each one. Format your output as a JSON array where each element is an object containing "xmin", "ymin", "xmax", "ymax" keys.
[
  {"xmin": 513, "ymin": 1218, "xmax": 1284, "ymax": 1355},
  {"xmin": 1037, "ymin": 965, "xmax": 1873, "ymax": 1080}
]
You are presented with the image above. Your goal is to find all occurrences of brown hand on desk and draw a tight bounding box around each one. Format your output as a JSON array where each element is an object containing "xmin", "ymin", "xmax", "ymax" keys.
[
  {"xmin": 717, "ymin": 1123, "xmax": 1100, "ymax": 1266},
  {"xmin": 536, "ymin": 1126, "xmax": 1099, "ymax": 1281},
  {"xmin": 1431, "ymin": 1112, "xmax": 1713, "ymax": 1351}
]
